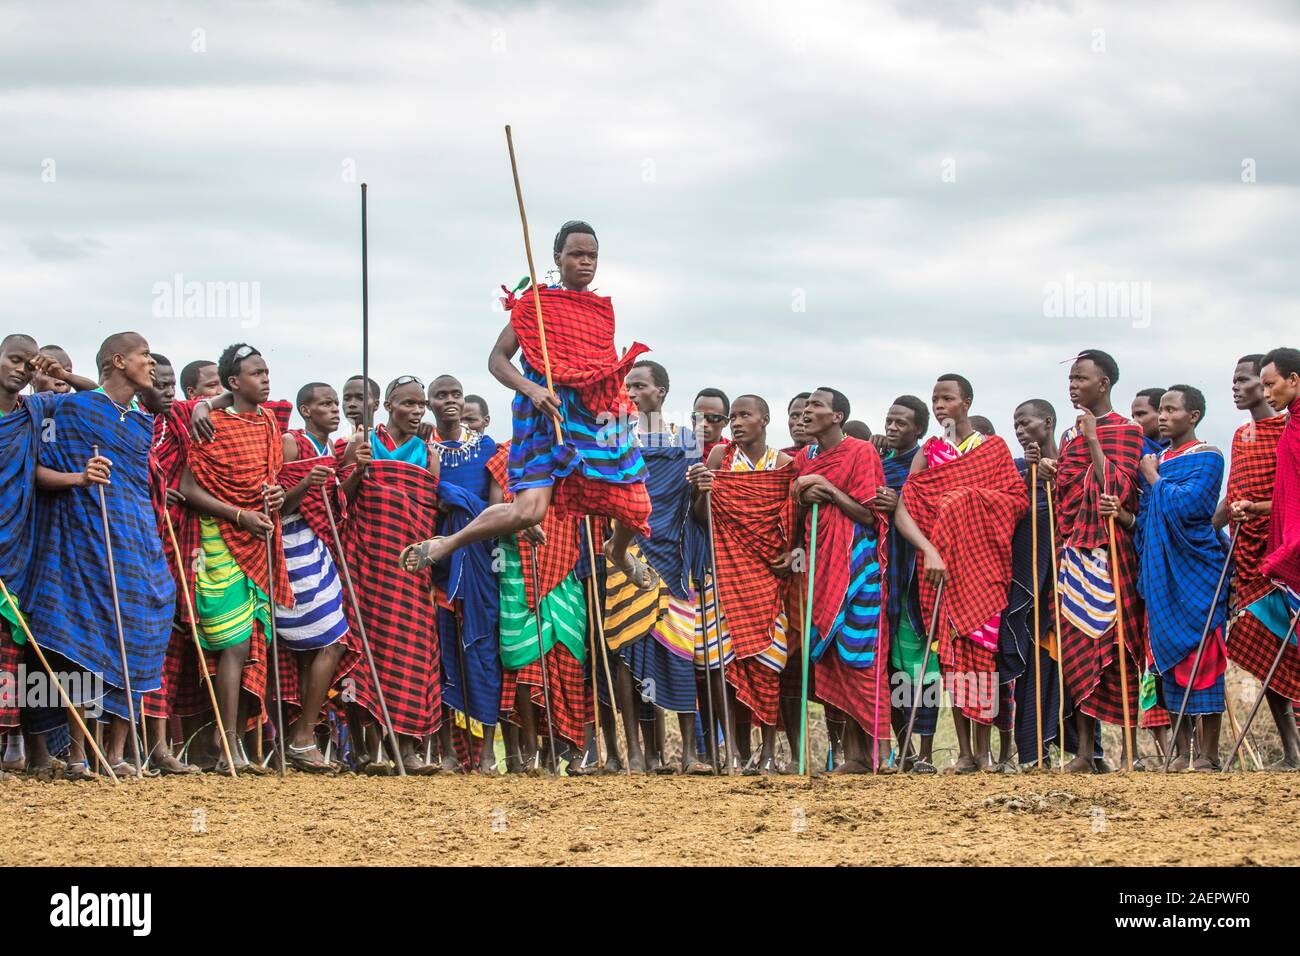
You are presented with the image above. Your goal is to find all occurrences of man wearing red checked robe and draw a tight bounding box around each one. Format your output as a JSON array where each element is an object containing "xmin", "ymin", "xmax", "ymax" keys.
[
  {"xmin": 1046, "ymin": 349, "xmax": 1146, "ymax": 774},
  {"xmin": 791, "ymin": 387, "xmax": 891, "ymax": 774},
  {"xmin": 894, "ymin": 382, "xmax": 1028, "ymax": 774},
  {"xmin": 688, "ymin": 395, "xmax": 796, "ymax": 775},
  {"xmin": 1227, "ymin": 347, "xmax": 1300, "ymax": 768}
]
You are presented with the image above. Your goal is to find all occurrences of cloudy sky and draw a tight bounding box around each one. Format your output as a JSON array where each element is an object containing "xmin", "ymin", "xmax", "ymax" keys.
[{"xmin": 4, "ymin": 0, "xmax": 1298, "ymax": 456}]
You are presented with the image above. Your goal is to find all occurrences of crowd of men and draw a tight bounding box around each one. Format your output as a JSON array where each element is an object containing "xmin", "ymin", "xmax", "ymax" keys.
[{"xmin": 1, "ymin": 219, "xmax": 1298, "ymax": 780}]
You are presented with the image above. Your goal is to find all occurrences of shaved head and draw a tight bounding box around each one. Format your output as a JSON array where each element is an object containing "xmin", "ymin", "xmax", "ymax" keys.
[
  {"xmin": 1, "ymin": 334, "xmax": 37, "ymax": 352},
  {"xmin": 96, "ymin": 331, "xmax": 147, "ymax": 374}
]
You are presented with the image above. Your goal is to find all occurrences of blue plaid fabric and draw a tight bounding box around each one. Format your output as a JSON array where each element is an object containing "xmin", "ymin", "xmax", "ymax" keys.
[
  {"xmin": 809, "ymin": 521, "xmax": 883, "ymax": 668},
  {"xmin": 507, "ymin": 360, "xmax": 647, "ymax": 493},
  {"xmin": 24, "ymin": 392, "xmax": 175, "ymax": 720},
  {"xmin": 635, "ymin": 431, "xmax": 702, "ymax": 601},
  {"xmin": 1136, "ymin": 447, "xmax": 1228, "ymax": 677},
  {"xmin": 433, "ymin": 481, "xmax": 502, "ymax": 727}
]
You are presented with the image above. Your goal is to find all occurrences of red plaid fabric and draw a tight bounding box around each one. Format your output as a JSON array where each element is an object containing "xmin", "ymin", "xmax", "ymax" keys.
[
  {"xmin": 340, "ymin": 460, "xmax": 442, "ymax": 737},
  {"xmin": 552, "ymin": 473, "xmax": 651, "ymax": 539},
  {"xmin": 1229, "ymin": 608, "xmax": 1300, "ymax": 700},
  {"xmin": 498, "ymin": 642, "xmax": 588, "ymax": 749},
  {"xmin": 150, "ymin": 401, "xmax": 201, "ymax": 629},
  {"xmin": 727, "ymin": 657, "xmax": 780, "ymax": 726},
  {"xmin": 0, "ymin": 623, "xmax": 21, "ymax": 729},
  {"xmin": 262, "ymin": 399, "xmax": 293, "ymax": 434},
  {"xmin": 901, "ymin": 436, "xmax": 1029, "ymax": 637},
  {"xmin": 197, "ymin": 619, "xmax": 271, "ymax": 730},
  {"xmin": 780, "ymin": 573, "xmax": 807, "ymax": 700},
  {"xmin": 709, "ymin": 446, "xmax": 796, "ymax": 659},
  {"xmin": 814, "ymin": 650, "xmax": 890, "ymax": 740},
  {"xmin": 1140, "ymin": 702, "xmax": 1170, "ymax": 729},
  {"xmin": 1055, "ymin": 412, "xmax": 1144, "ymax": 547},
  {"xmin": 142, "ymin": 627, "xmax": 190, "ymax": 719},
  {"xmin": 1055, "ymin": 412, "xmax": 1145, "ymax": 726},
  {"xmin": 486, "ymin": 442, "xmax": 581, "ymax": 609},
  {"xmin": 143, "ymin": 400, "xmax": 208, "ymax": 720},
  {"xmin": 1263, "ymin": 401, "xmax": 1300, "ymax": 590},
  {"xmin": 188, "ymin": 408, "xmax": 293, "ymax": 606},
  {"xmin": 506, "ymin": 285, "xmax": 648, "ymax": 414},
  {"xmin": 940, "ymin": 630, "xmax": 998, "ymax": 725},
  {"xmin": 1227, "ymin": 415, "xmax": 1286, "ymax": 607},
  {"xmin": 792, "ymin": 436, "xmax": 889, "ymax": 640}
]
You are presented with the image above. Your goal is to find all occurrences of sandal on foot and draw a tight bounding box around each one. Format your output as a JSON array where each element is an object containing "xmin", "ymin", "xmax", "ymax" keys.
[
  {"xmin": 398, "ymin": 538, "xmax": 445, "ymax": 573},
  {"xmin": 567, "ymin": 756, "xmax": 602, "ymax": 776},
  {"xmin": 363, "ymin": 760, "xmax": 392, "ymax": 777},
  {"xmin": 909, "ymin": 758, "xmax": 938, "ymax": 775},
  {"xmin": 111, "ymin": 760, "xmax": 159, "ymax": 779},
  {"xmin": 286, "ymin": 744, "xmax": 335, "ymax": 774},
  {"xmin": 683, "ymin": 759, "xmax": 713, "ymax": 776},
  {"xmin": 155, "ymin": 758, "xmax": 200, "ymax": 776},
  {"xmin": 63, "ymin": 761, "xmax": 99, "ymax": 782},
  {"xmin": 604, "ymin": 541, "xmax": 659, "ymax": 591}
]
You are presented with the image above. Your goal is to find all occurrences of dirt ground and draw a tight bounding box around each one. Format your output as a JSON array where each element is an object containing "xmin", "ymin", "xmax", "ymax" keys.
[{"xmin": 3, "ymin": 769, "xmax": 1297, "ymax": 867}]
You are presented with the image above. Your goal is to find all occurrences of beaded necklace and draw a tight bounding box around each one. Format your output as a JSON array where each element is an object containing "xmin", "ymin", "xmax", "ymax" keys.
[{"xmin": 430, "ymin": 424, "xmax": 483, "ymax": 465}]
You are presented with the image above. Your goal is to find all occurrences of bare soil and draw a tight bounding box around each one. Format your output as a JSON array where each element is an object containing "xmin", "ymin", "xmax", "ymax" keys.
[{"xmin": 3, "ymin": 769, "xmax": 1296, "ymax": 867}]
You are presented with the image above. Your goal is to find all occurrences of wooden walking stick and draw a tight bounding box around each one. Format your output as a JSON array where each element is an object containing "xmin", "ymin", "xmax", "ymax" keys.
[
  {"xmin": 526, "ymin": 548, "xmax": 560, "ymax": 773},
  {"xmin": 504, "ymin": 125, "xmax": 564, "ymax": 447},
  {"xmin": 576, "ymin": 529, "xmax": 604, "ymax": 769},
  {"xmin": 0, "ymin": 579, "xmax": 118, "ymax": 783},
  {"xmin": 320, "ymin": 490, "xmax": 405, "ymax": 776},
  {"xmin": 702, "ymin": 493, "xmax": 736, "ymax": 775},
  {"xmin": 899, "ymin": 576, "xmax": 946, "ymax": 774},
  {"xmin": 159, "ymin": 506, "xmax": 237, "ymax": 777},
  {"xmin": 1031, "ymin": 464, "xmax": 1043, "ymax": 768},
  {"xmin": 1223, "ymin": 606, "xmax": 1300, "ymax": 772},
  {"xmin": 1106, "ymin": 513, "xmax": 1136, "ymax": 772},
  {"xmin": 1045, "ymin": 481, "xmax": 1068, "ymax": 769},
  {"xmin": 583, "ymin": 516, "xmax": 631, "ymax": 776},
  {"xmin": 1164, "ymin": 526, "xmax": 1238, "ymax": 771},
  {"xmin": 798, "ymin": 503, "xmax": 820, "ymax": 777},
  {"xmin": 92, "ymin": 445, "xmax": 144, "ymax": 779},
  {"xmin": 261, "ymin": 499, "xmax": 288, "ymax": 777}
]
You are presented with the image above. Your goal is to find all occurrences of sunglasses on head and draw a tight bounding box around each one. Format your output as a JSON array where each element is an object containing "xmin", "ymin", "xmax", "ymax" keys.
[
  {"xmin": 692, "ymin": 412, "xmax": 727, "ymax": 425},
  {"xmin": 386, "ymin": 375, "xmax": 424, "ymax": 399}
]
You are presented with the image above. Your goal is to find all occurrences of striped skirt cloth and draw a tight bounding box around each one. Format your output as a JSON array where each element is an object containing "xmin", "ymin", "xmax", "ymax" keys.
[{"xmin": 273, "ymin": 514, "xmax": 350, "ymax": 651}]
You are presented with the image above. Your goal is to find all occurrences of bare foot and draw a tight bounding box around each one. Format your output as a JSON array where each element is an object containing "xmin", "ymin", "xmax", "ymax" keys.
[
  {"xmin": 831, "ymin": 758, "xmax": 871, "ymax": 775},
  {"xmin": 1064, "ymin": 754, "xmax": 1096, "ymax": 774},
  {"xmin": 952, "ymin": 754, "xmax": 980, "ymax": 775}
]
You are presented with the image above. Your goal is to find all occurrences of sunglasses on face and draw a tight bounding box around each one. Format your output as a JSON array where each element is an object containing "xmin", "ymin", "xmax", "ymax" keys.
[{"xmin": 692, "ymin": 412, "xmax": 727, "ymax": 425}]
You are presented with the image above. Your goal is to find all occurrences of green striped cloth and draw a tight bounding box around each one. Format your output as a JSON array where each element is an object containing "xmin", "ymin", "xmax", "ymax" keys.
[
  {"xmin": 888, "ymin": 584, "xmax": 940, "ymax": 685},
  {"xmin": 194, "ymin": 515, "xmax": 271, "ymax": 651},
  {"xmin": 498, "ymin": 537, "xmax": 586, "ymax": 670}
]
